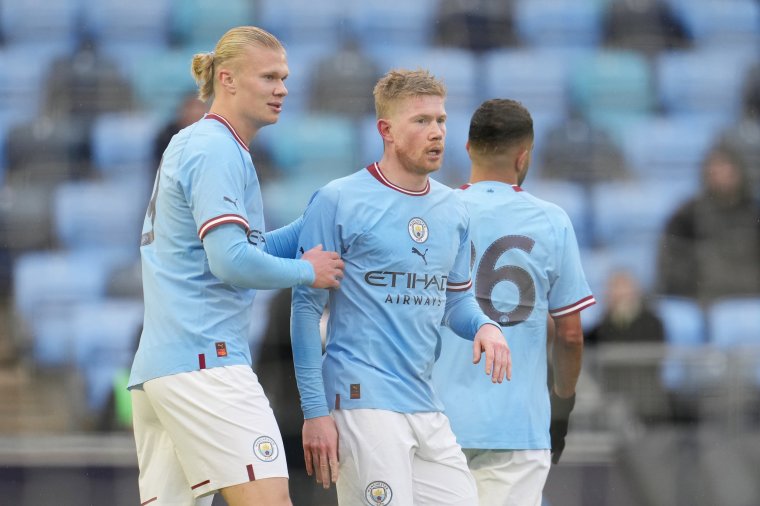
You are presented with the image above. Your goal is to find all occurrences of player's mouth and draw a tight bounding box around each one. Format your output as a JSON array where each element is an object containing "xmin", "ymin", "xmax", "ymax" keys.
[
  {"xmin": 426, "ymin": 146, "xmax": 443, "ymax": 159},
  {"xmin": 268, "ymin": 102, "xmax": 283, "ymax": 113}
]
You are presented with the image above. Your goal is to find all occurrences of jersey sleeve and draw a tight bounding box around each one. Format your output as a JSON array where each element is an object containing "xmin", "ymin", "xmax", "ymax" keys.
[
  {"xmin": 264, "ymin": 215, "xmax": 304, "ymax": 259},
  {"xmin": 182, "ymin": 150, "xmax": 250, "ymax": 240},
  {"xmin": 443, "ymin": 217, "xmax": 497, "ymax": 339},
  {"xmin": 548, "ymin": 211, "xmax": 596, "ymax": 317},
  {"xmin": 290, "ymin": 188, "xmax": 340, "ymax": 419},
  {"xmin": 445, "ymin": 210, "xmax": 474, "ymax": 293}
]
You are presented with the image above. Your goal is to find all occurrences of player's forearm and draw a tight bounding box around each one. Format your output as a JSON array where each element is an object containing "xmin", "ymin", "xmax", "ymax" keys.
[
  {"xmin": 443, "ymin": 290, "xmax": 497, "ymax": 340},
  {"xmin": 552, "ymin": 327, "xmax": 583, "ymax": 398},
  {"xmin": 205, "ymin": 224, "xmax": 314, "ymax": 289},
  {"xmin": 291, "ymin": 289, "xmax": 330, "ymax": 418},
  {"xmin": 264, "ymin": 215, "xmax": 304, "ymax": 259}
]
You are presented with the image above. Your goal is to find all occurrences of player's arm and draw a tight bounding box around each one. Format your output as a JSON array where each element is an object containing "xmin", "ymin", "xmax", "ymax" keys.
[
  {"xmin": 444, "ymin": 289, "xmax": 511, "ymax": 383},
  {"xmin": 264, "ymin": 215, "xmax": 304, "ymax": 259},
  {"xmin": 290, "ymin": 188, "xmax": 341, "ymax": 488},
  {"xmin": 551, "ymin": 312, "xmax": 583, "ymax": 398},
  {"xmin": 443, "ymin": 216, "xmax": 511, "ymax": 383},
  {"xmin": 204, "ymin": 223, "xmax": 315, "ymax": 289},
  {"xmin": 547, "ymin": 311, "xmax": 584, "ymax": 464}
]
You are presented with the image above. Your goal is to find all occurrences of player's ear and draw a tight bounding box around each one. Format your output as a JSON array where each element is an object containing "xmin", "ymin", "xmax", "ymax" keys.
[
  {"xmin": 515, "ymin": 147, "xmax": 529, "ymax": 173},
  {"xmin": 217, "ymin": 67, "xmax": 236, "ymax": 94},
  {"xmin": 377, "ymin": 119, "xmax": 393, "ymax": 143}
]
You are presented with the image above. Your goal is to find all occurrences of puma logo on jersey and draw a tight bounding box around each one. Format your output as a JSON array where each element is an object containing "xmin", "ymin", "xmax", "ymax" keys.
[
  {"xmin": 411, "ymin": 247, "xmax": 428, "ymax": 265},
  {"xmin": 223, "ymin": 196, "xmax": 239, "ymax": 208}
]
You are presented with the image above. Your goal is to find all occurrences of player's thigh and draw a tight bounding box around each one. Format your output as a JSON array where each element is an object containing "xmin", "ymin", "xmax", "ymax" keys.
[
  {"xmin": 220, "ymin": 477, "xmax": 290, "ymax": 506},
  {"xmin": 333, "ymin": 409, "xmax": 416, "ymax": 506},
  {"xmin": 132, "ymin": 386, "xmax": 201, "ymax": 506},
  {"xmin": 410, "ymin": 412, "xmax": 478, "ymax": 506},
  {"xmin": 143, "ymin": 366, "xmax": 289, "ymax": 501},
  {"xmin": 464, "ymin": 449, "xmax": 550, "ymax": 506}
]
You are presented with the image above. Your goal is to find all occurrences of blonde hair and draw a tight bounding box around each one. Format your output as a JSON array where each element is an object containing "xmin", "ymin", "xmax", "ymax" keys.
[
  {"xmin": 372, "ymin": 69, "xmax": 447, "ymax": 119},
  {"xmin": 190, "ymin": 26, "xmax": 284, "ymax": 102}
]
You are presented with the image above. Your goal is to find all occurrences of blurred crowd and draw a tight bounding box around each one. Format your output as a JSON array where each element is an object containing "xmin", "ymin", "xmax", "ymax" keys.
[{"xmin": 0, "ymin": 0, "xmax": 758, "ymax": 434}]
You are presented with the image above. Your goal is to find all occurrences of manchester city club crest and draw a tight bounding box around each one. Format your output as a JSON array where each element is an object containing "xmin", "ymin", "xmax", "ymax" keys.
[
  {"xmin": 408, "ymin": 217, "xmax": 428, "ymax": 243},
  {"xmin": 365, "ymin": 481, "xmax": 393, "ymax": 505},
  {"xmin": 253, "ymin": 436, "xmax": 279, "ymax": 462}
]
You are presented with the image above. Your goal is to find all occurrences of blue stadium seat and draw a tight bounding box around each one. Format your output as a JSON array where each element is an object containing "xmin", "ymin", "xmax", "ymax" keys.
[
  {"xmin": 126, "ymin": 48, "xmax": 198, "ymax": 122},
  {"xmin": 81, "ymin": 0, "xmax": 171, "ymax": 47},
  {"xmin": 91, "ymin": 112, "xmax": 162, "ymax": 175},
  {"xmin": 655, "ymin": 296, "xmax": 709, "ymax": 392},
  {"xmin": 258, "ymin": 0, "xmax": 352, "ymax": 47},
  {"xmin": 255, "ymin": 113, "xmax": 357, "ymax": 177},
  {"xmin": 0, "ymin": 0, "xmax": 80, "ymax": 48},
  {"xmin": 618, "ymin": 114, "xmax": 725, "ymax": 185},
  {"xmin": 708, "ymin": 297, "xmax": 760, "ymax": 386},
  {"xmin": 357, "ymin": 114, "xmax": 383, "ymax": 168},
  {"xmin": 0, "ymin": 46, "xmax": 64, "ymax": 122},
  {"xmin": 568, "ymin": 50, "xmax": 655, "ymax": 127},
  {"xmin": 13, "ymin": 251, "xmax": 112, "ymax": 366},
  {"xmin": 276, "ymin": 43, "xmax": 345, "ymax": 115},
  {"xmin": 590, "ymin": 181, "xmax": 690, "ymax": 248},
  {"xmin": 672, "ymin": 0, "xmax": 760, "ymax": 50},
  {"xmin": 352, "ymin": 0, "xmax": 436, "ymax": 50},
  {"xmin": 708, "ymin": 297, "xmax": 760, "ymax": 349},
  {"xmin": 514, "ymin": 0, "xmax": 603, "ymax": 48},
  {"xmin": 71, "ymin": 299, "xmax": 144, "ymax": 411},
  {"xmin": 53, "ymin": 180, "xmax": 148, "ymax": 252},
  {"xmin": 169, "ymin": 0, "xmax": 255, "ymax": 48},
  {"xmin": 439, "ymin": 108, "xmax": 474, "ymax": 187},
  {"xmin": 482, "ymin": 48, "xmax": 586, "ymax": 119},
  {"xmin": 657, "ymin": 49, "xmax": 756, "ymax": 121},
  {"xmin": 657, "ymin": 297, "xmax": 706, "ymax": 347},
  {"xmin": 368, "ymin": 47, "xmax": 481, "ymax": 112}
]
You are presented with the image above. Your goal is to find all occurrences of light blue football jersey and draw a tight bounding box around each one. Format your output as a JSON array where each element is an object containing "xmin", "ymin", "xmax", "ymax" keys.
[
  {"xmin": 129, "ymin": 113, "xmax": 305, "ymax": 387},
  {"xmin": 291, "ymin": 164, "xmax": 493, "ymax": 418},
  {"xmin": 433, "ymin": 182, "xmax": 595, "ymax": 450}
]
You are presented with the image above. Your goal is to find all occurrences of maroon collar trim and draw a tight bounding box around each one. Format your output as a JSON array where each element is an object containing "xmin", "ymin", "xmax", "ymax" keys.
[
  {"xmin": 205, "ymin": 113, "xmax": 249, "ymax": 152},
  {"xmin": 366, "ymin": 163, "xmax": 430, "ymax": 196}
]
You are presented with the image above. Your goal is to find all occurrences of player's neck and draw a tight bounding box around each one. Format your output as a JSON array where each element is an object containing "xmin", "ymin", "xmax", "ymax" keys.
[
  {"xmin": 376, "ymin": 158, "xmax": 431, "ymax": 192},
  {"xmin": 469, "ymin": 165, "xmax": 518, "ymax": 186},
  {"xmin": 208, "ymin": 104, "xmax": 258, "ymax": 146}
]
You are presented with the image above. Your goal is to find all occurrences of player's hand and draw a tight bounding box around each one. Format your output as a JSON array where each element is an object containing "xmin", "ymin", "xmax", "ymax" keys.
[
  {"xmin": 302, "ymin": 244, "xmax": 344, "ymax": 289},
  {"xmin": 473, "ymin": 323, "xmax": 511, "ymax": 383},
  {"xmin": 302, "ymin": 415, "xmax": 340, "ymax": 489},
  {"xmin": 549, "ymin": 389, "xmax": 576, "ymax": 464}
]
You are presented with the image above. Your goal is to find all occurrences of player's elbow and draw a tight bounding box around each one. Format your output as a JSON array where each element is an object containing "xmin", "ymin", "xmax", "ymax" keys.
[
  {"xmin": 557, "ymin": 326, "xmax": 584, "ymax": 349},
  {"xmin": 554, "ymin": 313, "xmax": 585, "ymax": 348},
  {"xmin": 207, "ymin": 253, "xmax": 238, "ymax": 285}
]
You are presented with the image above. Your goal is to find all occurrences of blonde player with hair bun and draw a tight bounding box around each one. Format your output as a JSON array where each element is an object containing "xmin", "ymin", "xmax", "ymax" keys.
[{"xmin": 129, "ymin": 26, "xmax": 344, "ymax": 506}]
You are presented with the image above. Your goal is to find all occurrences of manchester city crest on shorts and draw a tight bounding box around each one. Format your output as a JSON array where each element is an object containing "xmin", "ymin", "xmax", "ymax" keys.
[
  {"xmin": 253, "ymin": 436, "xmax": 279, "ymax": 462},
  {"xmin": 408, "ymin": 217, "xmax": 428, "ymax": 243},
  {"xmin": 365, "ymin": 481, "xmax": 393, "ymax": 505}
]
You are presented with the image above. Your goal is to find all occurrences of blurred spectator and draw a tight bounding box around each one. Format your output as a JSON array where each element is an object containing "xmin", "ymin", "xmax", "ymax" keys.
[
  {"xmin": 656, "ymin": 143, "xmax": 760, "ymax": 302},
  {"xmin": 43, "ymin": 37, "xmax": 135, "ymax": 124},
  {"xmin": 152, "ymin": 91, "xmax": 208, "ymax": 166},
  {"xmin": 4, "ymin": 114, "xmax": 92, "ymax": 183},
  {"xmin": 308, "ymin": 36, "xmax": 381, "ymax": 118},
  {"xmin": 433, "ymin": 0, "xmax": 518, "ymax": 52},
  {"xmin": 601, "ymin": 0, "xmax": 692, "ymax": 56},
  {"xmin": 539, "ymin": 114, "xmax": 630, "ymax": 183},
  {"xmin": 716, "ymin": 61, "xmax": 760, "ymax": 195},
  {"xmin": 586, "ymin": 270, "xmax": 664, "ymax": 345}
]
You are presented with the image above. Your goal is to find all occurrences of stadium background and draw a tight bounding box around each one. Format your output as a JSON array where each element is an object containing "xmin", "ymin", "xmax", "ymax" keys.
[{"xmin": 0, "ymin": 0, "xmax": 758, "ymax": 504}]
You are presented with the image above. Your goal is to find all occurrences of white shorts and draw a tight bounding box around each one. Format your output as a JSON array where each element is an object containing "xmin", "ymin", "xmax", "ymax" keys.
[
  {"xmin": 132, "ymin": 365, "xmax": 288, "ymax": 505},
  {"xmin": 463, "ymin": 448, "xmax": 551, "ymax": 506},
  {"xmin": 333, "ymin": 409, "xmax": 477, "ymax": 506}
]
